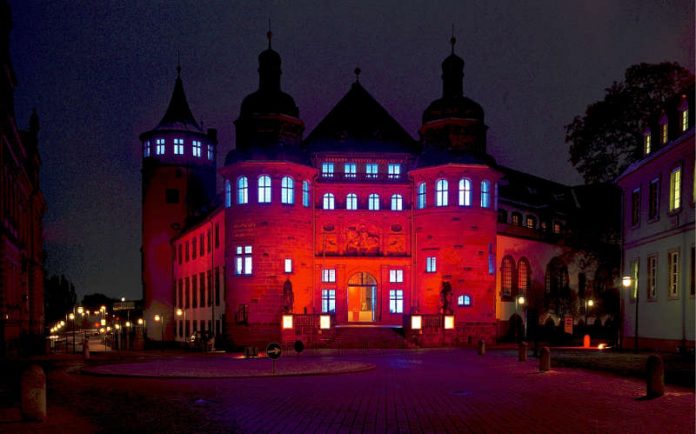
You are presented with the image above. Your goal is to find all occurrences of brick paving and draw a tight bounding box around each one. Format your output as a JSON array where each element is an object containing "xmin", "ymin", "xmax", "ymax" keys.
[{"xmin": 1, "ymin": 348, "xmax": 694, "ymax": 433}]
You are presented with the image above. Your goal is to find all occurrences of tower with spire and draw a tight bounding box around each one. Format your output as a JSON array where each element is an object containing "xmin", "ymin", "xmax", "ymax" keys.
[{"xmin": 139, "ymin": 66, "xmax": 218, "ymax": 341}]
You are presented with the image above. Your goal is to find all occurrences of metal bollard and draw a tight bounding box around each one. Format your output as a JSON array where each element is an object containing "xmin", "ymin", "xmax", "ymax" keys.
[
  {"xmin": 21, "ymin": 364, "xmax": 46, "ymax": 422},
  {"xmin": 83, "ymin": 338, "xmax": 90, "ymax": 360},
  {"xmin": 583, "ymin": 334, "xmax": 591, "ymax": 348},
  {"xmin": 518, "ymin": 341, "xmax": 528, "ymax": 362},
  {"xmin": 646, "ymin": 355, "xmax": 664, "ymax": 398},
  {"xmin": 477, "ymin": 339, "xmax": 486, "ymax": 356},
  {"xmin": 539, "ymin": 347, "xmax": 551, "ymax": 372}
]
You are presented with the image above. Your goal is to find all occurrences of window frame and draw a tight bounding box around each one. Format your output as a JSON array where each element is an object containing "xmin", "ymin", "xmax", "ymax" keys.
[
  {"xmin": 481, "ymin": 180, "xmax": 491, "ymax": 208},
  {"xmin": 346, "ymin": 193, "xmax": 358, "ymax": 210},
  {"xmin": 436, "ymin": 179, "xmax": 448, "ymax": 207},
  {"xmin": 368, "ymin": 193, "xmax": 380, "ymax": 210},
  {"xmin": 281, "ymin": 176, "xmax": 295, "ymax": 205},
  {"xmin": 237, "ymin": 176, "xmax": 248, "ymax": 205},
  {"xmin": 323, "ymin": 193, "xmax": 335, "ymax": 210},
  {"xmin": 258, "ymin": 175, "xmax": 271, "ymax": 204},
  {"xmin": 417, "ymin": 182, "xmax": 426, "ymax": 209},
  {"xmin": 668, "ymin": 250, "xmax": 680, "ymax": 298},
  {"xmin": 426, "ymin": 256, "xmax": 437, "ymax": 273},
  {"xmin": 458, "ymin": 178, "xmax": 471, "ymax": 206},
  {"xmin": 389, "ymin": 289, "xmax": 404, "ymax": 314},
  {"xmin": 322, "ymin": 162, "xmax": 334, "ymax": 178},
  {"xmin": 669, "ymin": 166, "xmax": 682, "ymax": 212},
  {"xmin": 391, "ymin": 194, "xmax": 403, "ymax": 211}
]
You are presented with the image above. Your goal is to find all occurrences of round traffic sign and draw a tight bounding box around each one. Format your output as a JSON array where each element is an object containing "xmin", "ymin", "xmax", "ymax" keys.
[{"xmin": 266, "ymin": 342, "xmax": 282, "ymax": 360}]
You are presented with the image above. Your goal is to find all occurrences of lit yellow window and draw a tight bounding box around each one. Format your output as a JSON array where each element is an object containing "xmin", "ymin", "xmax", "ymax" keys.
[
  {"xmin": 681, "ymin": 109, "xmax": 688, "ymax": 132},
  {"xmin": 644, "ymin": 133, "xmax": 651, "ymax": 155},
  {"xmin": 661, "ymin": 122, "xmax": 668, "ymax": 144},
  {"xmin": 669, "ymin": 166, "xmax": 681, "ymax": 212}
]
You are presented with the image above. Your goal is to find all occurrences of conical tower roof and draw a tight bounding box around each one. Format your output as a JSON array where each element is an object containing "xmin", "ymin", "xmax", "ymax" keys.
[{"xmin": 153, "ymin": 68, "xmax": 203, "ymax": 132}]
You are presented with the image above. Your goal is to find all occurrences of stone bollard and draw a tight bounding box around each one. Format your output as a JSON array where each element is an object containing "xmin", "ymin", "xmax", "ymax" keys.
[
  {"xmin": 518, "ymin": 341, "xmax": 528, "ymax": 362},
  {"xmin": 21, "ymin": 364, "xmax": 46, "ymax": 422},
  {"xmin": 539, "ymin": 347, "xmax": 551, "ymax": 372},
  {"xmin": 83, "ymin": 338, "xmax": 90, "ymax": 359},
  {"xmin": 583, "ymin": 334, "xmax": 591, "ymax": 348},
  {"xmin": 477, "ymin": 339, "xmax": 486, "ymax": 356},
  {"xmin": 646, "ymin": 355, "xmax": 664, "ymax": 398}
]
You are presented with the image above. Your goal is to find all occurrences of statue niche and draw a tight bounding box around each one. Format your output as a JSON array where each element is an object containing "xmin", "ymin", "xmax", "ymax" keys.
[
  {"xmin": 282, "ymin": 279, "xmax": 294, "ymax": 313},
  {"xmin": 344, "ymin": 223, "xmax": 380, "ymax": 256}
]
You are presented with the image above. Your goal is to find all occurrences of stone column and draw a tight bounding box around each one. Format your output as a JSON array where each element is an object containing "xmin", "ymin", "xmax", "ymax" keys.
[
  {"xmin": 646, "ymin": 355, "xmax": 664, "ymax": 398},
  {"xmin": 539, "ymin": 347, "xmax": 551, "ymax": 372},
  {"xmin": 518, "ymin": 342, "xmax": 528, "ymax": 362},
  {"xmin": 477, "ymin": 339, "xmax": 485, "ymax": 356},
  {"xmin": 21, "ymin": 364, "xmax": 46, "ymax": 422}
]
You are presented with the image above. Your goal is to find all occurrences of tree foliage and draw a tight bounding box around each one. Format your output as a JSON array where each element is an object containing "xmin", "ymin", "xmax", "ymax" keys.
[
  {"xmin": 44, "ymin": 274, "xmax": 77, "ymax": 324},
  {"xmin": 566, "ymin": 62, "xmax": 694, "ymax": 184}
]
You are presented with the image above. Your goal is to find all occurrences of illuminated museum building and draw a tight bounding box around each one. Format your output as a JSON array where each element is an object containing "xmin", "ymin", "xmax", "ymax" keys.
[{"xmin": 141, "ymin": 36, "xmax": 616, "ymax": 347}]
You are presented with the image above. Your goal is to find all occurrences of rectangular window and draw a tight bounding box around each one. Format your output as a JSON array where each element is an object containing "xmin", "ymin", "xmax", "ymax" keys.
[
  {"xmin": 682, "ymin": 109, "xmax": 689, "ymax": 132},
  {"xmin": 207, "ymin": 270, "xmax": 212, "ymax": 306},
  {"xmin": 644, "ymin": 134, "xmax": 651, "ymax": 155},
  {"xmin": 648, "ymin": 178, "xmax": 659, "ymax": 220},
  {"xmin": 417, "ymin": 183, "xmax": 426, "ymax": 209},
  {"xmin": 426, "ymin": 256, "xmax": 436, "ymax": 273},
  {"xmin": 178, "ymin": 244, "xmax": 182, "ymax": 265},
  {"xmin": 668, "ymin": 250, "xmax": 679, "ymax": 298},
  {"xmin": 321, "ymin": 289, "xmax": 336, "ymax": 313},
  {"xmin": 143, "ymin": 141, "xmax": 150, "ymax": 157},
  {"xmin": 661, "ymin": 122, "xmax": 668, "ymax": 144},
  {"xmin": 192, "ymin": 140, "xmax": 202, "ymax": 157},
  {"xmin": 185, "ymin": 241, "xmax": 190, "ymax": 262},
  {"xmin": 322, "ymin": 162, "xmax": 334, "ymax": 178},
  {"xmin": 215, "ymin": 223, "xmax": 220, "ymax": 248},
  {"xmin": 388, "ymin": 163, "xmax": 401, "ymax": 179},
  {"xmin": 200, "ymin": 272, "xmax": 206, "ymax": 307},
  {"xmin": 630, "ymin": 259, "xmax": 639, "ymax": 300},
  {"xmin": 192, "ymin": 276, "xmax": 198, "ymax": 308},
  {"xmin": 669, "ymin": 166, "xmax": 681, "ymax": 212},
  {"xmin": 185, "ymin": 277, "xmax": 190, "ymax": 308},
  {"xmin": 691, "ymin": 246, "xmax": 695, "ymax": 296},
  {"xmin": 174, "ymin": 138, "xmax": 184, "ymax": 155},
  {"xmin": 366, "ymin": 163, "xmax": 378, "ymax": 179},
  {"xmin": 215, "ymin": 267, "xmax": 221, "ymax": 306},
  {"xmin": 284, "ymin": 258, "xmax": 292, "ymax": 273},
  {"xmin": 208, "ymin": 144, "xmax": 214, "ymax": 160},
  {"xmin": 631, "ymin": 188, "xmax": 640, "ymax": 226},
  {"xmin": 647, "ymin": 255, "xmax": 657, "ymax": 300},
  {"xmin": 199, "ymin": 234, "xmax": 204, "ymax": 256},
  {"xmin": 344, "ymin": 163, "xmax": 356, "ymax": 179},
  {"xmin": 192, "ymin": 238, "xmax": 197, "ymax": 259},
  {"xmin": 235, "ymin": 245, "xmax": 252, "ymax": 275},
  {"xmin": 389, "ymin": 290, "xmax": 404, "ymax": 313},
  {"xmin": 178, "ymin": 279, "xmax": 183, "ymax": 308},
  {"xmin": 156, "ymin": 138, "xmax": 165, "ymax": 155},
  {"xmin": 389, "ymin": 269, "xmax": 403, "ymax": 283},
  {"xmin": 322, "ymin": 268, "xmax": 336, "ymax": 282}
]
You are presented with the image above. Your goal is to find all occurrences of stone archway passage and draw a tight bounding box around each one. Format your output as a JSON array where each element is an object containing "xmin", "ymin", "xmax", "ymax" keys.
[{"xmin": 347, "ymin": 272, "xmax": 377, "ymax": 322}]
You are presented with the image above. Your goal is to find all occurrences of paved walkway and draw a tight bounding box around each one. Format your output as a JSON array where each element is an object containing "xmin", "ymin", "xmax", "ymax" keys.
[{"xmin": 2, "ymin": 349, "xmax": 694, "ymax": 433}]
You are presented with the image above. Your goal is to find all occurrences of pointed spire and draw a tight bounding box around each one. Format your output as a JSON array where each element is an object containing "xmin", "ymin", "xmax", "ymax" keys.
[
  {"xmin": 442, "ymin": 31, "xmax": 464, "ymax": 98},
  {"xmin": 258, "ymin": 29, "xmax": 281, "ymax": 92},
  {"xmin": 354, "ymin": 67, "xmax": 361, "ymax": 83},
  {"xmin": 156, "ymin": 65, "xmax": 201, "ymax": 131}
]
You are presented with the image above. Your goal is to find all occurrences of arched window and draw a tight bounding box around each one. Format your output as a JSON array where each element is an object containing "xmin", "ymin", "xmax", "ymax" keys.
[
  {"xmin": 458, "ymin": 178, "xmax": 471, "ymax": 206},
  {"xmin": 497, "ymin": 209, "xmax": 508, "ymax": 223},
  {"xmin": 302, "ymin": 181, "xmax": 310, "ymax": 207},
  {"xmin": 417, "ymin": 182, "xmax": 426, "ymax": 209},
  {"xmin": 258, "ymin": 175, "xmax": 271, "ymax": 203},
  {"xmin": 224, "ymin": 180, "xmax": 231, "ymax": 208},
  {"xmin": 457, "ymin": 295, "xmax": 472, "ymax": 306},
  {"xmin": 391, "ymin": 194, "xmax": 403, "ymax": 211},
  {"xmin": 436, "ymin": 179, "xmax": 448, "ymax": 206},
  {"xmin": 346, "ymin": 193, "xmax": 357, "ymax": 210},
  {"xmin": 368, "ymin": 193, "xmax": 380, "ymax": 210},
  {"xmin": 500, "ymin": 256, "xmax": 515, "ymax": 298},
  {"xmin": 517, "ymin": 257, "xmax": 530, "ymax": 296},
  {"xmin": 525, "ymin": 215, "xmax": 537, "ymax": 229},
  {"xmin": 323, "ymin": 193, "xmax": 335, "ymax": 210},
  {"xmin": 481, "ymin": 180, "xmax": 491, "ymax": 208},
  {"xmin": 545, "ymin": 257, "xmax": 568, "ymax": 296},
  {"xmin": 511, "ymin": 212, "xmax": 522, "ymax": 226},
  {"xmin": 236, "ymin": 176, "xmax": 248, "ymax": 205},
  {"xmin": 281, "ymin": 176, "xmax": 294, "ymax": 204}
]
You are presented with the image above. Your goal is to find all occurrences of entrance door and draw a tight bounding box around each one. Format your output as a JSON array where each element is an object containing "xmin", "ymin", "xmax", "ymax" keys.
[{"xmin": 347, "ymin": 272, "xmax": 377, "ymax": 322}]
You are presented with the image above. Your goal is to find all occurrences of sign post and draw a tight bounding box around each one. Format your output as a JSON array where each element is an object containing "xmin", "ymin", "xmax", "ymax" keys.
[
  {"xmin": 564, "ymin": 316, "xmax": 573, "ymax": 335},
  {"xmin": 266, "ymin": 342, "xmax": 282, "ymax": 374}
]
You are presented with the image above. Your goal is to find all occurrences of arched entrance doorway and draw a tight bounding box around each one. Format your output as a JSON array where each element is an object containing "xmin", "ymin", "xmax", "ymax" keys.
[{"xmin": 347, "ymin": 272, "xmax": 377, "ymax": 322}]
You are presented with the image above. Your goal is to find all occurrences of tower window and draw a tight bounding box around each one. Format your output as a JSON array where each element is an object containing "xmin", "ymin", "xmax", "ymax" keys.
[
  {"xmin": 366, "ymin": 163, "xmax": 378, "ymax": 179},
  {"xmin": 322, "ymin": 162, "xmax": 334, "ymax": 178},
  {"xmin": 368, "ymin": 193, "xmax": 380, "ymax": 210},
  {"xmin": 388, "ymin": 163, "xmax": 401, "ymax": 179},
  {"xmin": 192, "ymin": 140, "xmax": 201, "ymax": 157},
  {"xmin": 302, "ymin": 181, "xmax": 310, "ymax": 207},
  {"xmin": 174, "ymin": 138, "xmax": 184, "ymax": 155},
  {"xmin": 436, "ymin": 179, "xmax": 448, "ymax": 206},
  {"xmin": 417, "ymin": 182, "xmax": 426, "ymax": 209},
  {"xmin": 323, "ymin": 193, "xmax": 335, "ymax": 210},
  {"xmin": 281, "ymin": 176, "xmax": 294, "ymax": 204},
  {"xmin": 207, "ymin": 144, "xmax": 214, "ymax": 160},
  {"xmin": 669, "ymin": 166, "xmax": 681, "ymax": 212},
  {"xmin": 458, "ymin": 178, "xmax": 471, "ymax": 206},
  {"xmin": 284, "ymin": 258, "xmax": 293, "ymax": 273},
  {"xmin": 391, "ymin": 194, "xmax": 403, "ymax": 211},
  {"xmin": 235, "ymin": 245, "xmax": 252, "ymax": 275},
  {"xmin": 481, "ymin": 180, "xmax": 491, "ymax": 208},
  {"xmin": 155, "ymin": 138, "xmax": 165, "ymax": 155},
  {"xmin": 344, "ymin": 163, "xmax": 356, "ymax": 179},
  {"xmin": 225, "ymin": 180, "xmax": 231, "ymax": 208},
  {"xmin": 143, "ymin": 141, "xmax": 150, "ymax": 157},
  {"xmin": 426, "ymin": 256, "xmax": 437, "ymax": 273},
  {"xmin": 165, "ymin": 189, "xmax": 179, "ymax": 204},
  {"xmin": 258, "ymin": 175, "xmax": 271, "ymax": 203},
  {"xmin": 346, "ymin": 193, "xmax": 357, "ymax": 210},
  {"xmin": 237, "ymin": 176, "xmax": 248, "ymax": 205}
]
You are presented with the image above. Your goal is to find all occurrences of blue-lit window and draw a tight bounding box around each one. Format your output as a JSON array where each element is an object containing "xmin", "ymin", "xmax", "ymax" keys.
[
  {"xmin": 322, "ymin": 268, "xmax": 336, "ymax": 282},
  {"xmin": 346, "ymin": 193, "xmax": 357, "ymax": 210},
  {"xmin": 281, "ymin": 176, "xmax": 294, "ymax": 204},
  {"xmin": 322, "ymin": 162, "xmax": 334, "ymax": 178},
  {"xmin": 389, "ymin": 290, "xmax": 403, "ymax": 313},
  {"xmin": 426, "ymin": 256, "xmax": 436, "ymax": 273},
  {"xmin": 391, "ymin": 194, "xmax": 403, "ymax": 211},
  {"xmin": 302, "ymin": 181, "xmax": 310, "ymax": 207},
  {"xmin": 174, "ymin": 138, "xmax": 184, "ymax": 155},
  {"xmin": 344, "ymin": 163, "xmax": 356, "ymax": 179},
  {"xmin": 143, "ymin": 141, "xmax": 150, "ymax": 157},
  {"xmin": 457, "ymin": 295, "xmax": 471, "ymax": 306},
  {"xmin": 284, "ymin": 258, "xmax": 292, "ymax": 273},
  {"xmin": 234, "ymin": 245, "xmax": 252, "ymax": 275},
  {"xmin": 207, "ymin": 144, "xmax": 214, "ymax": 160},
  {"xmin": 366, "ymin": 163, "xmax": 378, "ymax": 179},
  {"xmin": 156, "ymin": 138, "xmax": 165, "ymax": 155},
  {"xmin": 224, "ymin": 180, "xmax": 231, "ymax": 208},
  {"xmin": 436, "ymin": 179, "xmax": 448, "ymax": 206},
  {"xmin": 389, "ymin": 269, "xmax": 403, "ymax": 283},
  {"xmin": 322, "ymin": 289, "xmax": 336, "ymax": 313},
  {"xmin": 368, "ymin": 194, "xmax": 380, "ymax": 210},
  {"xmin": 258, "ymin": 175, "xmax": 271, "ymax": 203},
  {"xmin": 388, "ymin": 163, "xmax": 401, "ymax": 179},
  {"xmin": 237, "ymin": 176, "xmax": 248, "ymax": 205},
  {"xmin": 417, "ymin": 182, "xmax": 426, "ymax": 209},
  {"xmin": 459, "ymin": 178, "xmax": 471, "ymax": 206},
  {"xmin": 481, "ymin": 180, "xmax": 491, "ymax": 208},
  {"xmin": 192, "ymin": 140, "xmax": 201, "ymax": 157},
  {"xmin": 323, "ymin": 193, "xmax": 335, "ymax": 210}
]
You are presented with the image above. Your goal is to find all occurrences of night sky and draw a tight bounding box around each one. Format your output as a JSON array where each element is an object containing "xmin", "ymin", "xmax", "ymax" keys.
[{"xmin": 8, "ymin": 1, "xmax": 694, "ymax": 301}]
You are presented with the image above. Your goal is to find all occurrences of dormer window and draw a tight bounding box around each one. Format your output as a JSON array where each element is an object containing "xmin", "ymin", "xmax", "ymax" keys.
[
  {"xmin": 174, "ymin": 138, "xmax": 184, "ymax": 155},
  {"xmin": 344, "ymin": 163, "xmax": 356, "ymax": 179},
  {"xmin": 207, "ymin": 145, "xmax": 214, "ymax": 160},
  {"xmin": 143, "ymin": 141, "xmax": 151, "ymax": 157},
  {"xmin": 192, "ymin": 140, "xmax": 202, "ymax": 157},
  {"xmin": 366, "ymin": 163, "xmax": 378, "ymax": 179},
  {"xmin": 643, "ymin": 130, "xmax": 651, "ymax": 155},
  {"xmin": 155, "ymin": 138, "xmax": 165, "ymax": 155},
  {"xmin": 388, "ymin": 164, "xmax": 401, "ymax": 179},
  {"xmin": 681, "ymin": 102, "xmax": 689, "ymax": 132},
  {"xmin": 660, "ymin": 116, "xmax": 668, "ymax": 144},
  {"xmin": 322, "ymin": 162, "xmax": 334, "ymax": 178}
]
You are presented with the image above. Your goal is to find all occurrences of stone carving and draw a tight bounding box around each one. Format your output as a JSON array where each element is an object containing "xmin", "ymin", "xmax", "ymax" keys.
[
  {"xmin": 344, "ymin": 224, "xmax": 380, "ymax": 256},
  {"xmin": 441, "ymin": 281, "xmax": 453, "ymax": 314},
  {"xmin": 386, "ymin": 235, "xmax": 406, "ymax": 255},
  {"xmin": 282, "ymin": 279, "xmax": 294, "ymax": 313}
]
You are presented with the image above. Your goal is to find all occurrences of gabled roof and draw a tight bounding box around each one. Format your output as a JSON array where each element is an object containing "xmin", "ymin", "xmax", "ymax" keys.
[
  {"xmin": 496, "ymin": 165, "xmax": 577, "ymax": 211},
  {"xmin": 305, "ymin": 81, "xmax": 418, "ymax": 153}
]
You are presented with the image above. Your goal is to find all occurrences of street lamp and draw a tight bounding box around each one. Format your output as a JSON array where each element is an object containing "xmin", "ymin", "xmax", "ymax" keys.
[
  {"xmin": 154, "ymin": 314, "xmax": 164, "ymax": 342},
  {"xmin": 622, "ymin": 275, "xmax": 638, "ymax": 353},
  {"xmin": 176, "ymin": 308, "xmax": 185, "ymax": 342},
  {"xmin": 516, "ymin": 295, "xmax": 526, "ymax": 341},
  {"xmin": 584, "ymin": 299, "xmax": 594, "ymax": 327}
]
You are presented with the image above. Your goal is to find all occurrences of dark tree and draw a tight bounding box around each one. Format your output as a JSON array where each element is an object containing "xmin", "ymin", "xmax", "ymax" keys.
[
  {"xmin": 44, "ymin": 274, "xmax": 77, "ymax": 324},
  {"xmin": 81, "ymin": 293, "xmax": 117, "ymax": 312},
  {"xmin": 566, "ymin": 62, "xmax": 694, "ymax": 184}
]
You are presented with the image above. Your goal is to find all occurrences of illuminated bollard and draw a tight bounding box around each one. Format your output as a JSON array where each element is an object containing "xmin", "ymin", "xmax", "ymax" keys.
[
  {"xmin": 518, "ymin": 342, "xmax": 528, "ymax": 362},
  {"xmin": 583, "ymin": 334, "xmax": 590, "ymax": 348},
  {"xmin": 539, "ymin": 347, "xmax": 551, "ymax": 372},
  {"xmin": 646, "ymin": 355, "xmax": 664, "ymax": 398},
  {"xmin": 477, "ymin": 339, "xmax": 486, "ymax": 356},
  {"xmin": 21, "ymin": 364, "xmax": 46, "ymax": 422}
]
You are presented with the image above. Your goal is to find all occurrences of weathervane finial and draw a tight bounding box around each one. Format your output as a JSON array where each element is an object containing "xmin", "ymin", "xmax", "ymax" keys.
[
  {"xmin": 267, "ymin": 19, "xmax": 273, "ymax": 49},
  {"xmin": 354, "ymin": 66, "xmax": 361, "ymax": 83},
  {"xmin": 450, "ymin": 24, "xmax": 456, "ymax": 55},
  {"xmin": 176, "ymin": 50, "xmax": 181, "ymax": 77}
]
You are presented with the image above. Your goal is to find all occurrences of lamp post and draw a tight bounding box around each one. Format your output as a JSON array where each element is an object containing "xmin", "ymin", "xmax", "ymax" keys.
[
  {"xmin": 125, "ymin": 321, "xmax": 131, "ymax": 350},
  {"xmin": 176, "ymin": 308, "xmax": 185, "ymax": 342},
  {"xmin": 68, "ymin": 312, "xmax": 76, "ymax": 353},
  {"xmin": 622, "ymin": 275, "xmax": 638, "ymax": 353},
  {"xmin": 154, "ymin": 314, "xmax": 164, "ymax": 342},
  {"xmin": 584, "ymin": 299, "xmax": 594, "ymax": 328},
  {"xmin": 516, "ymin": 295, "xmax": 526, "ymax": 341}
]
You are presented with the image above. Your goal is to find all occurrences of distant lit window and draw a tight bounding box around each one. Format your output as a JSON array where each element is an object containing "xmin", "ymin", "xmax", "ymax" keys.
[
  {"xmin": 525, "ymin": 216, "xmax": 536, "ymax": 229},
  {"xmin": 346, "ymin": 193, "xmax": 357, "ymax": 210},
  {"xmin": 156, "ymin": 138, "xmax": 165, "ymax": 155},
  {"xmin": 511, "ymin": 212, "xmax": 521, "ymax": 226},
  {"xmin": 426, "ymin": 256, "xmax": 436, "ymax": 273},
  {"xmin": 668, "ymin": 250, "xmax": 680, "ymax": 297},
  {"xmin": 629, "ymin": 259, "xmax": 639, "ymax": 299},
  {"xmin": 647, "ymin": 255, "xmax": 657, "ymax": 300},
  {"xmin": 344, "ymin": 163, "xmax": 356, "ymax": 179},
  {"xmin": 174, "ymin": 138, "xmax": 184, "ymax": 155},
  {"xmin": 281, "ymin": 176, "xmax": 294, "ymax": 204},
  {"xmin": 669, "ymin": 166, "xmax": 681, "ymax": 211},
  {"xmin": 501, "ymin": 256, "xmax": 514, "ymax": 297},
  {"xmin": 235, "ymin": 245, "xmax": 252, "ymax": 275},
  {"xmin": 648, "ymin": 178, "xmax": 659, "ymax": 220},
  {"xmin": 488, "ymin": 243, "xmax": 495, "ymax": 275},
  {"xmin": 207, "ymin": 144, "xmax": 214, "ymax": 160},
  {"xmin": 258, "ymin": 175, "xmax": 271, "ymax": 203},
  {"xmin": 644, "ymin": 130, "xmax": 652, "ymax": 155},
  {"xmin": 224, "ymin": 180, "xmax": 231, "ymax": 207},
  {"xmin": 237, "ymin": 176, "xmax": 248, "ymax": 205},
  {"xmin": 681, "ymin": 108, "xmax": 689, "ymax": 132},
  {"xmin": 368, "ymin": 194, "xmax": 380, "ymax": 210},
  {"xmin": 417, "ymin": 182, "xmax": 426, "ymax": 209},
  {"xmin": 322, "ymin": 162, "xmax": 334, "ymax": 178},
  {"xmin": 389, "ymin": 269, "xmax": 403, "ymax": 283},
  {"xmin": 458, "ymin": 178, "xmax": 471, "ymax": 206},
  {"xmin": 323, "ymin": 193, "xmax": 335, "ymax": 210},
  {"xmin": 302, "ymin": 181, "xmax": 310, "ymax": 207},
  {"xmin": 322, "ymin": 289, "xmax": 336, "ymax": 313},
  {"xmin": 143, "ymin": 141, "xmax": 150, "ymax": 157},
  {"xmin": 553, "ymin": 222, "xmax": 562, "ymax": 234},
  {"xmin": 517, "ymin": 258, "xmax": 530, "ymax": 294},
  {"xmin": 389, "ymin": 290, "xmax": 403, "ymax": 313},
  {"xmin": 660, "ymin": 118, "xmax": 668, "ymax": 144},
  {"xmin": 366, "ymin": 163, "xmax": 378, "ymax": 179},
  {"xmin": 192, "ymin": 140, "xmax": 201, "ymax": 157},
  {"xmin": 284, "ymin": 258, "xmax": 292, "ymax": 273},
  {"xmin": 457, "ymin": 295, "xmax": 471, "ymax": 306},
  {"xmin": 388, "ymin": 163, "xmax": 401, "ymax": 179},
  {"xmin": 481, "ymin": 180, "xmax": 491, "ymax": 208},
  {"xmin": 631, "ymin": 188, "xmax": 640, "ymax": 226},
  {"xmin": 436, "ymin": 179, "xmax": 448, "ymax": 206},
  {"xmin": 322, "ymin": 268, "xmax": 336, "ymax": 282},
  {"xmin": 391, "ymin": 194, "xmax": 403, "ymax": 211}
]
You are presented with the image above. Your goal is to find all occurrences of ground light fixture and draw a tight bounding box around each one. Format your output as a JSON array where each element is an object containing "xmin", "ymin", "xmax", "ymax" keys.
[
  {"xmin": 444, "ymin": 315, "xmax": 455, "ymax": 329},
  {"xmin": 411, "ymin": 315, "xmax": 422, "ymax": 330},
  {"xmin": 282, "ymin": 315, "xmax": 293, "ymax": 329}
]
